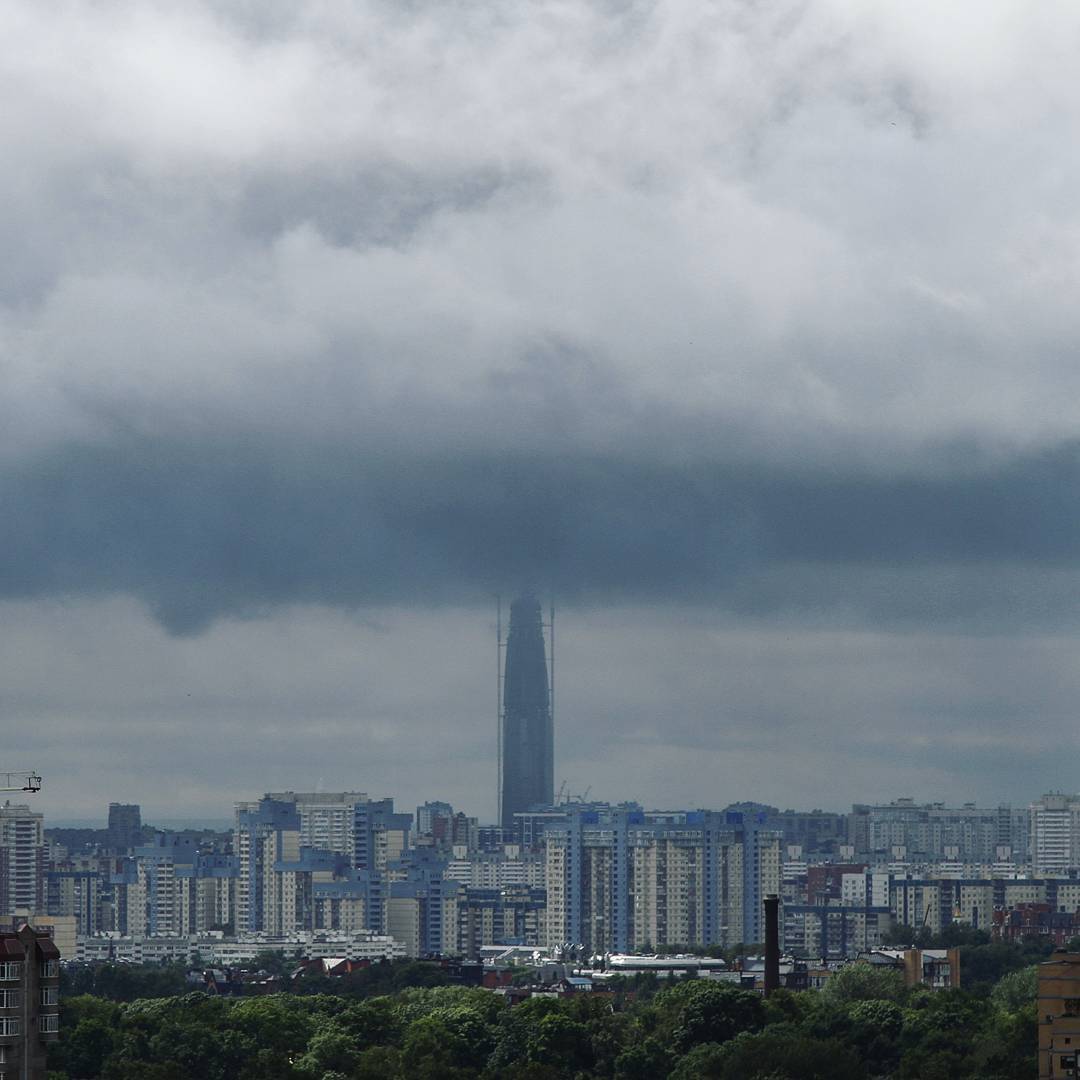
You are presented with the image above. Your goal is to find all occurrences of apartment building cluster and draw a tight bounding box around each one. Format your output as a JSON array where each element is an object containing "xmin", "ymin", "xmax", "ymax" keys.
[
  {"xmin": 33, "ymin": 794, "xmax": 783, "ymax": 962},
  {"xmin": 21, "ymin": 791, "xmax": 1080, "ymax": 965},
  {"xmin": 542, "ymin": 805, "xmax": 780, "ymax": 954},
  {"xmin": 778, "ymin": 794, "xmax": 1080, "ymax": 958}
]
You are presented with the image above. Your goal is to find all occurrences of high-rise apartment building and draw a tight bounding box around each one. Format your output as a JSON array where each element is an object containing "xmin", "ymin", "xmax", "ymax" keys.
[
  {"xmin": 234, "ymin": 798, "xmax": 302, "ymax": 933},
  {"xmin": 259, "ymin": 792, "xmax": 412, "ymax": 878},
  {"xmin": 236, "ymin": 793, "xmax": 410, "ymax": 935},
  {"xmin": 1030, "ymin": 794, "xmax": 1080, "ymax": 875},
  {"xmin": 726, "ymin": 808, "xmax": 783, "ymax": 946},
  {"xmin": 416, "ymin": 802, "xmax": 454, "ymax": 837},
  {"xmin": 500, "ymin": 594, "xmax": 554, "ymax": 826},
  {"xmin": 175, "ymin": 853, "xmax": 239, "ymax": 935},
  {"xmin": 445, "ymin": 847, "xmax": 544, "ymax": 889},
  {"xmin": 0, "ymin": 805, "xmax": 45, "ymax": 914},
  {"xmin": 126, "ymin": 834, "xmax": 200, "ymax": 938},
  {"xmin": 262, "ymin": 792, "xmax": 368, "ymax": 858},
  {"xmin": 105, "ymin": 804, "xmax": 142, "ymax": 853},
  {"xmin": 354, "ymin": 799, "xmax": 413, "ymax": 877},
  {"xmin": 46, "ymin": 858, "xmax": 103, "ymax": 937},
  {"xmin": 631, "ymin": 826, "xmax": 705, "ymax": 948},
  {"xmin": 543, "ymin": 806, "xmax": 781, "ymax": 953},
  {"xmin": 109, "ymin": 835, "xmax": 239, "ymax": 939},
  {"xmin": 848, "ymin": 798, "xmax": 1030, "ymax": 865},
  {"xmin": 450, "ymin": 885, "xmax": 546, "ymax": 959},
  {"xmin": 544, "ymin": 806, "xmax": 632, "ymax": 953}
]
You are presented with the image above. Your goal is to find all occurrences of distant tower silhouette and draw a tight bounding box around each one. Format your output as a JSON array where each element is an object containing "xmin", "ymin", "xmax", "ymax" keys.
[{"xmin": 499, "ymin": 594, "xmax": 554, "ymax": 826}]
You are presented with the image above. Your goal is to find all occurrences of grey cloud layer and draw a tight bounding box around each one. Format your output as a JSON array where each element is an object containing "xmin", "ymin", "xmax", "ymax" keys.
[
  {"xmin": 2, "ymin": 434, "xmax": 1079, "ymax": 633},
  {"xmin": 3, "ymin": 0, "xmax": 1080, "ymax": 632},
  {"xmin": 6, "ymin": 1, "xmax": 1080, "ymax": 444}
]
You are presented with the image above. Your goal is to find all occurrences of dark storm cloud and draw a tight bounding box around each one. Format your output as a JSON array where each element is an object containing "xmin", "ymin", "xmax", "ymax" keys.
[{"xmin": 3, "ymin": 431, "xmax": 1079, "ymax": 633}]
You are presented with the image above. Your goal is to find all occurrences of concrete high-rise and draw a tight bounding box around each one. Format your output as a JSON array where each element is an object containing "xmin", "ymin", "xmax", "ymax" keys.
[
  {"xmin": 542, "ymin": 805, "xmax": 782, "ymax": 953},
  {"xmin": 106, "ymin": 803, "xmax": 142, "ymax": 853},
  {"xmin": 500, "ymin": 594, "xmax": 554, "ymax": 826},
  {"xmin": 1029, "ymin": 793, "xmax": 1080, "ymax": 875},
  {"xmin": 0, "ymin": 803, "xmax": 46, "ymax": 913}
]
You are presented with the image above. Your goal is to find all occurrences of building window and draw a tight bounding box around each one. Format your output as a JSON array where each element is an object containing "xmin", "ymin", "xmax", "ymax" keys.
[
  {"xmin": 39, "ymin": 960, "xmax": 59, "ymax": 978},
  {"xmin": 38, "ymin": 1014, "xmax": 59, "ymax": 1034},
  {"xmin": 40, "ymin": 987, "xmax": 57, "ymax": 1006},
  {"xmin": 0, "ymin": 964, "xmax": 19, "ymax": 983},
  {"xmin": 0, "ymin": 1018, "xmax": 20, "ymax": 1036},
  {"xmin": 0, "ymin": 990, "xmax": 18, "ymax": 1009}
]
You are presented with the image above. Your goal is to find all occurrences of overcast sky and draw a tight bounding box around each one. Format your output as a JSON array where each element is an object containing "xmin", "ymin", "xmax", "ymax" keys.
[{"xmin": 4, "ymin": 0, "xmax": 1080, "ymax": 823}]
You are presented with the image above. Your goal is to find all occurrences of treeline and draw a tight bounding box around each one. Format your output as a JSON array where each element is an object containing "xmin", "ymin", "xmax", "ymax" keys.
[
  {"xmin": 51, "ymin": 960, "xmax": 1037, "ymax": 1079},
  {"xmin": 60, "ymin": 957, "xmax": 457, "ymax": 1004},
  {"xmin": 878, "ymin": 923, "xmax": 1061, "ymax": 994}
]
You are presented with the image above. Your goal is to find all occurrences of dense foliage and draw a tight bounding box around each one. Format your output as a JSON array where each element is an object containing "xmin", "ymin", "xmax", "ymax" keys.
[
  {"xmin": 62, "ymin": 963, "xmax": 190, "ymax": 1002},
  {"xmin": 49, "ymin": 956, "xmax": 1039, "ymax": 1080}
]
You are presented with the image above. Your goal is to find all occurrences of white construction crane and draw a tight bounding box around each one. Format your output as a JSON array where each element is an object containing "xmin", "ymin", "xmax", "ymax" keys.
[{"xmin": 0, "ymin": 771, "xmax": 41, "ymax": 793}]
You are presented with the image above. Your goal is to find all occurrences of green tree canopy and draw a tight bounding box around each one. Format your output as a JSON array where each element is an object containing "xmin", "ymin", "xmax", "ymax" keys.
[{"xmin": 821, "ymin": 961, "xmax": 906, "ymax": 1004}]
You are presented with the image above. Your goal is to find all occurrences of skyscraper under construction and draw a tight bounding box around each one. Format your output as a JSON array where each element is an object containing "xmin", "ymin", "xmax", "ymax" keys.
[{"xmin": 499, "ymin": 593, "xmax": 554, "ymax": 826}]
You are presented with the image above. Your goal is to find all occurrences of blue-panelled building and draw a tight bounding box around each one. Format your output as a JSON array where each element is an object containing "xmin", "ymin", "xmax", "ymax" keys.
[
  {"xmin": 235, "ymin": 798, "xmax": 301, "ymax": 933},
  {"xmin": 542, "ymin": 803, "xmax": 782, "ymax": 953}
]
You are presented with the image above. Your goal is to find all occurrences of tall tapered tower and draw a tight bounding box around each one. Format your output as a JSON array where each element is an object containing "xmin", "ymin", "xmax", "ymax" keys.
[{"xmin": 499, "ymin": 593, "xmax": 554, "ymax": 826}]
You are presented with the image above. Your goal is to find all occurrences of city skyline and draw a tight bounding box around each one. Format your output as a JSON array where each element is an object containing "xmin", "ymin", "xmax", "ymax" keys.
[
  {"xmin": 41, "ymin": 786, "xmax": 1080, "ymax": 835},
  {"xmin": 35, "ymin": 784, "xmax": 1080, "ymax": 965},
  {"xmin": 4, "ymin": 4, "xmax": 1076, "ymax": 1076}
]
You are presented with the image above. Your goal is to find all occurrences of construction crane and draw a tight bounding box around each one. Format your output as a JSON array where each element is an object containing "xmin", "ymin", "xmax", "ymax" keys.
[{"xmin": 0, "ymin": 771, "xmax": 41, "ymax": 793}]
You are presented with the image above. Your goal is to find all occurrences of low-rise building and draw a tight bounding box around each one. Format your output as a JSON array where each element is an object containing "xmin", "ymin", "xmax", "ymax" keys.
[
  {"xmin": 994, "ymin": 904, "xmax": 1080, "ymax": 947},
  {"xmin": 453, "ymin": 886, "xmax": 546, "ymax": 960},
  {"xmin": 861, "ymin": 947, "xmax": 961, "ymax": 989},
  {"xmin": 76, "ymin": 929, "xmax": 405, "ymax": 966}
]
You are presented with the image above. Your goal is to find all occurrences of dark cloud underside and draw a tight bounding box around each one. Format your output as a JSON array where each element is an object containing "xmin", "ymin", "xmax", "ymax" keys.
[{"xmin": 2, "ymin": 434, "xmax": 1079, "ymax": 632}]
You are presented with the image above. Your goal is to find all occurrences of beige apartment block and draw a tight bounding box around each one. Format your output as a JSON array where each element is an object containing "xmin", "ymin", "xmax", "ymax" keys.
[{"xmin": 1039, "ymin": 952, "xmax": 1080, "ymax": 1080}]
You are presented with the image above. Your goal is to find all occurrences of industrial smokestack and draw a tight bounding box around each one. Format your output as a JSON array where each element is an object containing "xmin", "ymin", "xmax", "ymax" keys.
[{"xmin": 764, "ymin": 893, "xmax": 780, "ymax": 996}]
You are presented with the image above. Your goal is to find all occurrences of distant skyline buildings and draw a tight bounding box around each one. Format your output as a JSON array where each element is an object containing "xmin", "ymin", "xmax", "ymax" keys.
[
  {"xmin": 106, "ymin": 803, "xmax": 141, "ymax": 853},
  {"xmin": 43, "ymin": 787, "xmax": 1080, "ymax": 966},
  {"xmin": 499, "ymin": 594, "xmax": 554, "ymax": 827}
]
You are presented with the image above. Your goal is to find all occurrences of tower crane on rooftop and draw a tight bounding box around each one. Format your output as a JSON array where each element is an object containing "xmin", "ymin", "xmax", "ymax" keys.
[{"xmin": 0, "ymin": 771, "xmax": 41, "ymax": 793}]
